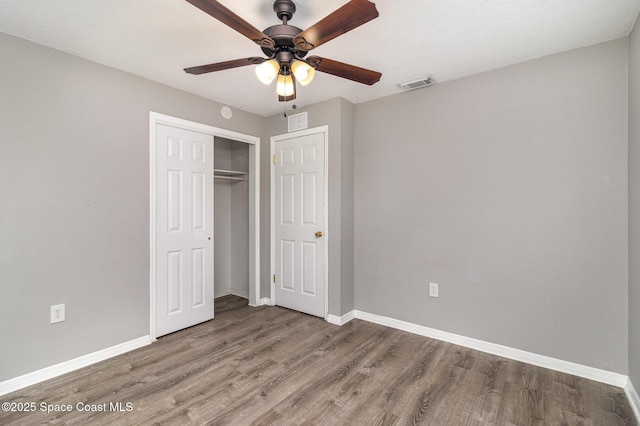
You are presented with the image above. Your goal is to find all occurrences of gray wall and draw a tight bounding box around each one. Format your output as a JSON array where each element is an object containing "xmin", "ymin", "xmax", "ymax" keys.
[
  {"xmin": 0, "ymin": 33, "xmax": 263, "ymax": 381},
  {"xmin": 629, "ymin": 15, "xmax": 640, "ymax": 388},
  {"xmin": 264, "ymin": 98, "xmax": 356, "ymax": 316},
  {"xmin": 354, "ymin": 39, "xmax": 629, "ymax": 373},
  {"xmin": 339, "ymin": 99, "xmax": 356, "ymax": 313}
]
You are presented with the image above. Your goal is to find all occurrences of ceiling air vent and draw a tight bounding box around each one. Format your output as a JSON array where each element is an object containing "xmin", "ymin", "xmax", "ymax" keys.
[
  {"xmin": 288, "ymin": 112, "xmax": 308, "ymax": 132},
  {"xmin": 399, "ymin": 77, "xmax": 434, "ymax": 91}
]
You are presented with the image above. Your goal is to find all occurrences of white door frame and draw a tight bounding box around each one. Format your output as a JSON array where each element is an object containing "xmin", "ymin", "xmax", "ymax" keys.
[
  {"xmin": 150, "ymin": 111, "xmax": 260, "ymax": 341},
  {"xmin": 270, "ymin": 125, "xmax": 329, "ymax": 319}
]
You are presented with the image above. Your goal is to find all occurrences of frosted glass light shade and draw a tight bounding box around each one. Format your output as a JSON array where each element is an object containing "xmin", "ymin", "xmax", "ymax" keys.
[
  {"xmin": 255, "ymin": 60, "xmax": 280, "ymax": 85},
  {"xmin": 291, "ymin": 60, "xmax": 315, "ymax": 86},
  {"xmin": 276, "ymin": 73, "xmax": 295, "ymax": 96}
]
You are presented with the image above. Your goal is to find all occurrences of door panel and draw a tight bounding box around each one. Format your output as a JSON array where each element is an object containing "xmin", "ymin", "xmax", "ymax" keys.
[
  {"xmin": 192, "ymin": 172, "xmax": 206, "ymax": 231},
  {"xmin": 301, "ymin": 242, "xmax": 317, "ymax": 295},
  {"xmin": 274, "ymin": 131, "xmax": 325, "ymax": 317},
  {"xmin": 302, "ymin": 172, "xmax": 317, "ymax": 225},
  {"xmin": 167, "ymin": 170, "xmax": 182, "ymax": 232},
  {"xmin": 156, "ymin": 124, "xmax": 214, "ymax": 337},
  {"xmin": 281, "ymin": 239, "xmax": 296, "ymax": 291},
  {"xmin": 192, "ymin": 247, "xmax": 206, "ymax": 307},
  {"xmin": 281, "ymin": 174, "xmax": 295, "ymax": 224},
  {"xmin": 167, "ymin": 250, "xmax": 182, "ymax": 314}
]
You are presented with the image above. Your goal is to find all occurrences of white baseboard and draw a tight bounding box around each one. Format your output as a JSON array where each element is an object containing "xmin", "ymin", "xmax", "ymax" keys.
[
  {"xmin": 259, "ymin": 297, "xmax": 273, "ymax": 306},
  {"xmin": 353, "ymin": 310, "xmax": 628, "ymax": 388},
  {"xmin": 0, "ymin": 336, "xmax": 152, "ymax": 397},
  {"xmin": 248, "ymin": 296, "xmax": 270, "ymax": 308},
  {"xmin": 230, "ymin": 287, "xmax": 249, "ymax": 299},
  {"xmin": 625, "ymin": 378, "xmax": 640, "ymax": 423},
  {"xmin": 327, "ymin": 310, "xmax": 355, "ymax": 326},
  {"xmin": 214, "ymin": 289, "xmax": 230, "ymax": 299},
  {"xmin": 215, "ymin": 287, "xmax": 249, "ymax": 300}
]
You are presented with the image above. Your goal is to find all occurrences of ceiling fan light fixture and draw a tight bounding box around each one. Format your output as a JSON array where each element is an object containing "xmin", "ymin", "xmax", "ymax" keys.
[
  {"xmin": 255, "ymin": 59, "xmax": 280, "ymax": 85},
  {"xmin": 276, "ymin": 71, "xmax": 295, "ymax": 97},
  {"xmin": 183, "ymin": 0, "xmax": 382, "ymax": 103},
  {"xmin": 291, "ymin": 60, "xmax": 316, "ymax": 86}
]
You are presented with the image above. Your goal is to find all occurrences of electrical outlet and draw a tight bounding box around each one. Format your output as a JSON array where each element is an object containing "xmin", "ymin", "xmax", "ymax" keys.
[
  {"xmin": 429, "ymin": 282, "xmax": 439, "ymax": 298},
  {"xmin": 51, "ymin": 304, "xmax": 65, "ymax": 324}
]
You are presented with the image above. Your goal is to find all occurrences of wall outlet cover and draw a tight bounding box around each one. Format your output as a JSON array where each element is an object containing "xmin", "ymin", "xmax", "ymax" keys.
[{"xmin": 51, "ymin": 304, "xmax": 65, "ymax": 324}]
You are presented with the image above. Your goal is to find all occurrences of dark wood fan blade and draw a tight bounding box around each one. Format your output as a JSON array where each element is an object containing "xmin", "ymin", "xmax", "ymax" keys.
[
  {"xmin": 185, "ymin": 0, "xmax": 275, "ymax": 49},
  {"xmin": 307, "ymin": 56, "xmax": 381, "ymax": 85},
  {"xmin": 184, "ymin": 57, "xmax": 265, "ymax": 75},
  {"xmin": 293, "ymin": 0, "xmax": 378, "ymax": 51}
]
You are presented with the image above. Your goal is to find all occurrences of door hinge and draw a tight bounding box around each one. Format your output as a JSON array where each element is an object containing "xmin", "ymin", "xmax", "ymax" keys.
[
  {"xmin": 273, "ymin": 155, "xmax": 276, "ymax": 165},
  {"xmin": 273, "ymin": 274, "xmax": 276, "ymax": 283}
]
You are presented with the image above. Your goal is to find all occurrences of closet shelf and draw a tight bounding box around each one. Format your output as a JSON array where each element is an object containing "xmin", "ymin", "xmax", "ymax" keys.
[{"xmin": 214, "ymin": 168, "xmax": 247, "ymax": 182}]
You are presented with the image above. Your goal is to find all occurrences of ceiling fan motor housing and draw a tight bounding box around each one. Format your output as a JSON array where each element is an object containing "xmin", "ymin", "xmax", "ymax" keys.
[
  {"xmin": 261, "ymin": 24, "xmax": 306, "ymax": 58},
  {"xmin": 273, "ymin": 0, "xmax": 296, "ymax": 22}
]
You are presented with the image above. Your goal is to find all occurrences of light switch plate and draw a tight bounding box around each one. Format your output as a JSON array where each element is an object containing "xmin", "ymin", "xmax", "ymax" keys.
[{"xmin": 429, "ymin": 282, "xmax": 439, "ymax": 298}]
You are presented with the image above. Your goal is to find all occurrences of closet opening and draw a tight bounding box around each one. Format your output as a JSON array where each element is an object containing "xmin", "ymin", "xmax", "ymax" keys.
[
  {"xmin": 214, "ymin": 137, "xmax": 250, "ymax": 300},
  {"xmin": 149, "ymin": 112, "xmax": 260, "ymax": 340}
]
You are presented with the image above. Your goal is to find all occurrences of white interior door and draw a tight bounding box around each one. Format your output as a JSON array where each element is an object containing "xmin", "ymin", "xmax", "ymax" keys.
[
  {"xmin": 273, "ymin": 129, "xmax": 326, "ymax": 318},
  {"xmin": 156, "ymin": 123, "xmax": 214, "ymax": 337}
]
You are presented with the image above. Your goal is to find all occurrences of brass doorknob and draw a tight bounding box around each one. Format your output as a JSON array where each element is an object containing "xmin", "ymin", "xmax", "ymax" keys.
[{"xmin": 315, "ymin": 231, "xmax": 323, "ymax": 237}]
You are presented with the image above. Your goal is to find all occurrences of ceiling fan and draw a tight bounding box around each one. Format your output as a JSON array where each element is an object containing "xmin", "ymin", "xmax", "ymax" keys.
[{"xmin": 183, "ymin": 0, "xmax": 382, "ymax": 102}]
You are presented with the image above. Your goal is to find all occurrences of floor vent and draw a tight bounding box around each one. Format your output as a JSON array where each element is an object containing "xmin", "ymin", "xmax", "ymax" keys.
[{"xmin": 399, "ymin": 77, "xmax": 434, "ymax": 90}]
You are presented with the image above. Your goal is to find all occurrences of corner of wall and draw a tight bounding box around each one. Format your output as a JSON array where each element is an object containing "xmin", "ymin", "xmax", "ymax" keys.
[
  {"xmin": 338, "ymin": 98, "xmax": 356, "ymax": 316},
  {"xmin": 629, "ymin": 11, "xmax": 640, "ymax": 392}
]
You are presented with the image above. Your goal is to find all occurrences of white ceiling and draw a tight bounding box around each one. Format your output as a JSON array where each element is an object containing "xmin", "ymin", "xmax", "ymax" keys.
[{"xmin": 1, "ymin": 0, "xmax": 639, "ymax": 117}]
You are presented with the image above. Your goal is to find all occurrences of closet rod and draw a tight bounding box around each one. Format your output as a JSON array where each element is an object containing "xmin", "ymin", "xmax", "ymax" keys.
[
  {"xmin": 214, "ymin": 168, "xmax": 247, "ymax": 176},
  {"xmin": 214, "ymin": 175, "xmax": 245, "ymax": 182}
]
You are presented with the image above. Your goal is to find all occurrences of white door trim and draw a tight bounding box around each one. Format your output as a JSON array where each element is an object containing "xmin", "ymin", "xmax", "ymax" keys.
[
  {"xmin": 150, "ymin": 111, "xmax": 260, "ymax": 341},
  {"xmin": 270, "ymin": 125, "xmax": 329, "ymax": 319}
]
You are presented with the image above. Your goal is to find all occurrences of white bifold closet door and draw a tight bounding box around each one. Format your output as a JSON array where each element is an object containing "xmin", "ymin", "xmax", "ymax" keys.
[{"xmin": 156, "ymin": 124, "xmax": 214, "ymax": 337}]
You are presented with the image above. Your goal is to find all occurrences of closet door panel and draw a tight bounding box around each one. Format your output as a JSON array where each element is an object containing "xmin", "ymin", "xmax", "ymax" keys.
[{"xmin": 156, "ymin": 124, "xmax": 214, "ymax": 337}]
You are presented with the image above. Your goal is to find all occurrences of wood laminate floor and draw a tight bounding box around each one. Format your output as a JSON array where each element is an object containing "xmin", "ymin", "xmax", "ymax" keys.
[{"xmin": 1, "ymin": 295, "xmax": 636, "ymax": 425}]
